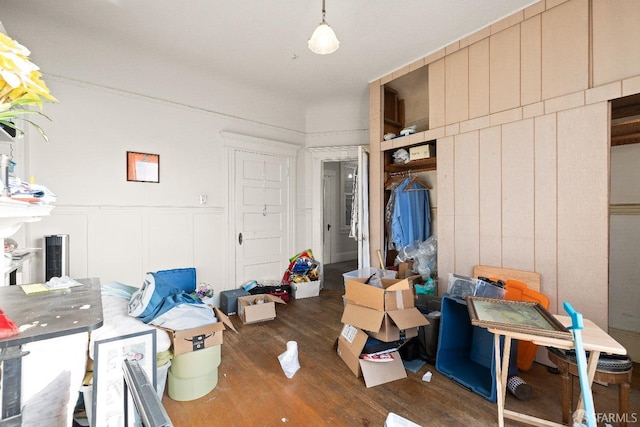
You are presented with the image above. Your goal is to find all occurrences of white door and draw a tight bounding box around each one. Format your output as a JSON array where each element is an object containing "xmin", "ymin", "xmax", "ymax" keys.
[
  {"xmin": 322, "ymin": 170, "xmax": 336, "ymax": 263},
  {"xmin": 234, "ymin": 150, "xmax": 290, "ymax": 284}
]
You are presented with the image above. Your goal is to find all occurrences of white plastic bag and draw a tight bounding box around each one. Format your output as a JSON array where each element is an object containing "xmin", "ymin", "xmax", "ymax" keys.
[{"xmin": 278, "ymin": 341, "xmax": 300, "ymax": 379}]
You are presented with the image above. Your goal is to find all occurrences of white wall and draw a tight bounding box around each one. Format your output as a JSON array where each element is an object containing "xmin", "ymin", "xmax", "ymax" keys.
[
  {"xmin": 3, "ymin": 25, "xmax": 370, "ymax": 300},
  {"xmin": 609, "ymin": 143, "xmax": 640, "ymax": 332},
  {"xmin": 18, "ymin": 76, "xmax": 309, "ymax": 297}
]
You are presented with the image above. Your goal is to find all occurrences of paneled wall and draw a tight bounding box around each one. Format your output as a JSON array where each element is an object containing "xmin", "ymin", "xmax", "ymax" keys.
[{"xmin": 370, "ymin": 0, "xmax": 640, "ymax": 328}]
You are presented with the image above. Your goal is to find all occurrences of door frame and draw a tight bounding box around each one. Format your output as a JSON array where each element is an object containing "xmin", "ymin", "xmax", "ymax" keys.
[
  {"xmin": 222, "ymin": 131, "xmax": 300, "ymax": 286},
  {"xmin": 309, "ymin": 145, "xmax": 364, "ymax": 266}
]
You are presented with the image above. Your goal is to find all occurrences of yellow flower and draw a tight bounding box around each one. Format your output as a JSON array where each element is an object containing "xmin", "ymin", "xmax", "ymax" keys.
[{"xmin": 0, "ymin": 32, "xmax": 56, "ymax": 141}]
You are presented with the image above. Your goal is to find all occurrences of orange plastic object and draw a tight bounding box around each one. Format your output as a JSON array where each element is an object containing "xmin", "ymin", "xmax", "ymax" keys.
[{"xmin": 505, "ymin": 279, "xmax": 551, "ymax": 371}]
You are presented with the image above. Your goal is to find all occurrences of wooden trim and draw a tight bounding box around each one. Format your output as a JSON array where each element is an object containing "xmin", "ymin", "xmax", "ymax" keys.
[{"xmin": 610, "ymin": 203, "xmax": 640, "ymax": 215}]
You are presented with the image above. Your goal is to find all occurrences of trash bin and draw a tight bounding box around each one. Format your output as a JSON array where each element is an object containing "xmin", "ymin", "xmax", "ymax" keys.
[{"xmin": 415, "ymin": 295, "xmax": 442, "ymax": 364}]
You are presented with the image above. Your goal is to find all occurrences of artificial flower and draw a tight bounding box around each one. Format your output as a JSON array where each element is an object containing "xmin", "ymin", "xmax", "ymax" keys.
[{"xmin": 0, "ymin": 32, "xmax": 56, "ymax": 141}]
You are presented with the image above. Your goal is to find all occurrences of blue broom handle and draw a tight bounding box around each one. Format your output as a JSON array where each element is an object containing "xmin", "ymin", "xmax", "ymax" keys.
[{"xmin": 563, "ymin": 302, "xmax": 595, "ymax": 427}]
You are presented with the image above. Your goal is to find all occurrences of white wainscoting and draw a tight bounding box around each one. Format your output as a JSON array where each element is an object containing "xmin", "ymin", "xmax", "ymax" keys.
[{"xmin": 25, "ymin": 205, "xmax": 230, "ymax": 304}]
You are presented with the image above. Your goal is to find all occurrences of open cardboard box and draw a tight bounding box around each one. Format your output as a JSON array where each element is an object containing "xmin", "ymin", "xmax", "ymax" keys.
[
  {"xmin": 159, "ymin": 307, "xmax": 237, "ymax": 356},
  {"xmin": 237, "ymin": 294, "xmax": 286, "ymax": 324},
  {"xmin": 336, "ymin": 324, "xmax": 407, "ymax": 388},
  {"xmin": 344, "ymin": 277, "xmax": 415, "ymax": 312},
  {"xmin": 341, "ymin": 303, "xmax": 429, "ymax": 342}
]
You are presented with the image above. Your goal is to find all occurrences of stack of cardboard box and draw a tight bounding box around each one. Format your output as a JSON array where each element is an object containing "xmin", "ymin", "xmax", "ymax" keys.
[{"xmin": 336, "ymin": 277, "xmax": 429, "ymax": 387}]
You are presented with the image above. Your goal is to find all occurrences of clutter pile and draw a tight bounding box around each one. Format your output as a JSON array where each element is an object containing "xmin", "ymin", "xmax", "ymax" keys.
[
  {"xmin": 281, "ymin": 249, "xmax": 322, "ymax": 299},
  {"xmin": 336, "ymin": 274, "xmax": 430, "ymax": 388},
  {"xmin": 281, "ymin": 249, "xmax": 321, "ymax": 284},
  {"xmin": 436, "ymin": 272, "xmax": 532, "ymax": 402},
  {"xmin": 127, "ymin": 267, "xmax": 235, "ymax": 402}
]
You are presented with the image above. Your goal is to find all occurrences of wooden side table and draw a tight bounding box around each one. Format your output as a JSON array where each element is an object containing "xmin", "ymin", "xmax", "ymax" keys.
[{"xmin": 547, "ymin": 347, "xmax": 633, "ymax": 427}]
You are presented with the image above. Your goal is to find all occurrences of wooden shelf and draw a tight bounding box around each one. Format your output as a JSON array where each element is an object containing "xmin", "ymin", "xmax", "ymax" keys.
[{"xmin": 384, "ymin": 157, "xmax": 437, "ymax": 174}]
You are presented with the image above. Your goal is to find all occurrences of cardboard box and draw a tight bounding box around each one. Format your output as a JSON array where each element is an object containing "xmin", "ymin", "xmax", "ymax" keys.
[
  {"xmin": 291, "ymin": 280, "xmax": 320, "ymax": 299},
  {"xmin": 397, "ymin": 261, "xmax": 413, "ymax": 279},
  {"xmin": 160, "ymin": 307, "xmax": 237, "ymax": 356},
  {"xmin": 341, "ymin": 303, "xmax": 429, "ymax": 342},
  {"xmin": 237, "ymin": 294, "xmax": 286, "ymax": 324},
  {"xmin": 336, "ymin": 324, "xmax": 407, "ymax": 387},
  {"xmin": 409, "ymin": 144, "xmax": 432, "ymax": 161},
  {"xmin": 345, "ymin": 277, "xmax": 414, "ymax": 312}
]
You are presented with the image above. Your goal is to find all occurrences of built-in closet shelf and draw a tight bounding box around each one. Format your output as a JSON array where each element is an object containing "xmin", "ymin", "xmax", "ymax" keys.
[{"xmin": 384, "ymin": 157, "xmax": 437, "ymax": 174}]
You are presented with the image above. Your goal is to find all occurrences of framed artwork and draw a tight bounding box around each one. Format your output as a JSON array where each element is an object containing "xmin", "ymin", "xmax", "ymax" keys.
[
  {"xmin": 466, "ymin": 296, "xmax": 571, "ymax": 340},
  {"xmin": 92, "ymin": 330, "xmax": 157, "ymax": 427},
  {"xmin": 127, "ymin": 151, "xmax": 160, "ymax": 183}
]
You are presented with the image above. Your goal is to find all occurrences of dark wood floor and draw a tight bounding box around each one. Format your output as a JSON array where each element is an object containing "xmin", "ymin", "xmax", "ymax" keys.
[{"xmin": 161, "ymin": 289, "xmax": 639, "ymax": 426}]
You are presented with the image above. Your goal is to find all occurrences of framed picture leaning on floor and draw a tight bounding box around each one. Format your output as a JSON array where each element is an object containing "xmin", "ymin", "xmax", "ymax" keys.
[{"xmin": 92, "ymin": 330, "xmax": 157, "ymax": 427}]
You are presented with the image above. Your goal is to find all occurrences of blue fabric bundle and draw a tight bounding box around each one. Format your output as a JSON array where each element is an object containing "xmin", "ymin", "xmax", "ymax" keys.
[{"xmin": 128, "ymin": 268, "xmax": 201, "ymax": 324}]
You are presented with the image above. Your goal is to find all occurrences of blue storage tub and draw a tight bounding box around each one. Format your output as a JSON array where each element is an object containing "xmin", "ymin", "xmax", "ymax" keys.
[{"xmin": 435, "ymin": 295, "xmax": 518, "ymax": 402}]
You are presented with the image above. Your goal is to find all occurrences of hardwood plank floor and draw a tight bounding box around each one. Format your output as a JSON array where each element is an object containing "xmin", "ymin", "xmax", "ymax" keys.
[{"xmin": 161, "ymin": 290, "xmax": 639, "ymax": 426}]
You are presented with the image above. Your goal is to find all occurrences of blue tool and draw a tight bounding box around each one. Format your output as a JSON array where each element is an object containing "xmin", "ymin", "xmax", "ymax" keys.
[{"xmin": 563, "ymin": 301, "xmax": 595, "ymax": 427}]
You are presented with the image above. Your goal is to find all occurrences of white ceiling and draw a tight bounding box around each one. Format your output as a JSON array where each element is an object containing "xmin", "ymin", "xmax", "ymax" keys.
[{"xmin": 2, "ymin": 0, "xmax": 538, "ymax": 109}]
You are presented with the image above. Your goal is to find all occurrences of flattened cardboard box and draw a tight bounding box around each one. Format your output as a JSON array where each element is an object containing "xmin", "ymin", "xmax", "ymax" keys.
[
  {"xmin": 160, "ymin": 307, "xmax": 237, "ymax": 356},
  {"xmin": 336, "ymin": 324, "xmax": 407, "ymax": 387},
  {"xmin": 237, "ymin": 294, "xmax": 286, "ymax": 324},
  {"xmin": 341, "ymin": 303, "xmax": 429, "ymax": 342},
  {"xmin": 345, "ymin": 277, "xmax": 414, "ymax": 312}
]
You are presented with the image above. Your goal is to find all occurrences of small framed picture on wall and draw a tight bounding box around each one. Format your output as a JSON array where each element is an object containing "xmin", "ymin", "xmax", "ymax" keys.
[{"xmin": 127, "ymin": 151, "xmax": 160, "ymax": 183}]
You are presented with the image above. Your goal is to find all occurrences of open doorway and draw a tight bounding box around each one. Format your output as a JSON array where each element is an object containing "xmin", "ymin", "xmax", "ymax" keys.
[
  {"xmin": 322, "ymin": 161, "xmax": 358, "ymax": 289},
  {"xmin": 609, "ymin": 94, "xmax": 640, "ymax": 362},
  {"xmin": 310, "ymin": 146, "xmax": 369, "ymax": 291}
]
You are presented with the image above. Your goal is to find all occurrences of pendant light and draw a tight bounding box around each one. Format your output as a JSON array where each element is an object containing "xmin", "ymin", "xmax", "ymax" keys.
[{"xmin": 308, "ymin": 0, "xmax": 340, "ymax": 55}]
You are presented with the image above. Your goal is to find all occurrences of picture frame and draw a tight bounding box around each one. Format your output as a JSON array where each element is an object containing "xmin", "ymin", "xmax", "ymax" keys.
[
  {"xmin": 92, "ymin": 330, "xmax": 157, "ymax": 427},
  {"xmin": 466, "ymin": 296, "xmax": 572, "ymax": 340},
  {"xmin": 126, "ymin": 151, "xmax": 160, "ymax": 183}
]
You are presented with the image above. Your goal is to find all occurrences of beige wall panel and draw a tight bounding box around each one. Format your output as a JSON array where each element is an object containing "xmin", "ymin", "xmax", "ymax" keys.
[
  {"xmin": 479, "ymin": 126, "xmax": 502, "ymax": 266},
  {"xmin": 502, "ymin": 120, "xmax": 535, "ymax": 239},
  {"xmin": 429, "ymin": 59, "xmax": 446, "ymax": 129},
  {"xmin": 623, "ymin": 75, "xmax": 640, "ymax": 97},
  {"xmin": 437, "ymin": 136, "xmax": 455, "ymax": 217},
  {"xmin": 524, "ymin": 1, "xmax": 546, "ymax": 19},
  {"xmin": 437, "ymin": 136, "xmax": 455, "ymax": 287},
  {"xmin": 534, "ymin": 113, "xmax": 559, "ymax": 313},
  {"xmin": 453, "ymin": 132, "xmax": 479, "ymax": 216},
  {"xmin": 490, "ymin": 25, "xmax": 521, "ymax": 114},
  {"xmin": 454, "ymin": 214, "xmax": 480, "ymax": 276},
  {"xmin": 502, "ymin": 237, "xmax": 535, "ymax": 272},
  {"xmin": 491, "ymin": 10, "xmax": 524, "ymax": 34},
  {"xmin": 521, "ymin": 15, "xmax": 542, "ymax": 105},
  {"xmin": 437, "ymin": 214, "xmax": 455, "ymax": 293},
  {"xmin": 501, "ymin": 120, "xmax": 535, "ymax": 272},
  {"xmin": 557, "ymin": 103, "xmax": 609, "ymax": 329},
  {"xmin": 592, "ymin": 0, "xmax": 640, "ymax": 86},
  {"xmin": 369, "ymin": 80, "xmax": 381, "ymax": 116},
  {"xmin": 445, "ymin": 49, "xmax": 469, "ymax": 125},
  {"xmin": 541, "ymin": 0, "xmax": 589, "ymax": 100},
  {"xmin": 469, "ymin": 39, "xmax": 490, "ymax": 119},
  {"xmin": 453, "ymin": 132, "xmax": 480, "ymax": 276},
  {"xmin": 535, "ymin": 237, "xmax": 559, "ymax": 313}
]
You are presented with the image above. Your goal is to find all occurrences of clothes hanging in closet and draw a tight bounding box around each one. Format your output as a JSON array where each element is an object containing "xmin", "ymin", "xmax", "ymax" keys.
[{"xmin": 389, "ymin": 178, "xmax": 431, "ymax": 249}]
